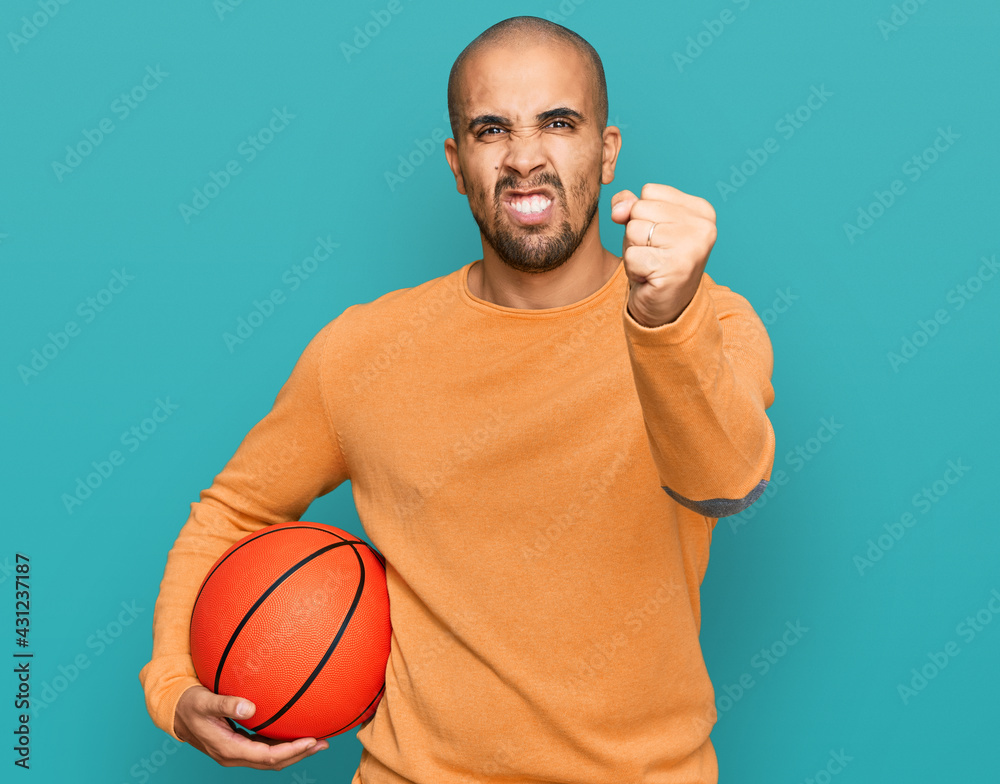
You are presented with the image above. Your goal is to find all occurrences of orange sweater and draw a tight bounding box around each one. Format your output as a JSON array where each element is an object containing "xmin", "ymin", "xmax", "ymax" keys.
[{"xmin": 138, "ymin": 258, "xmax": 775, "ymax": 783}]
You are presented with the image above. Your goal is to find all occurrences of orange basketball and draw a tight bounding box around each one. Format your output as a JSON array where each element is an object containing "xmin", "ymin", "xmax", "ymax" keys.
[{"xmin": 189, "ymin": 521, "xmax": 391, "ymax": 740}]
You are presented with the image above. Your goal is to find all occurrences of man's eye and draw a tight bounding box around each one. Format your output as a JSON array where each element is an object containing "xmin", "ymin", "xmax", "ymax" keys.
[{"xmin": 477, "ymin": 120, "xmax": 572, "ymax": 138}]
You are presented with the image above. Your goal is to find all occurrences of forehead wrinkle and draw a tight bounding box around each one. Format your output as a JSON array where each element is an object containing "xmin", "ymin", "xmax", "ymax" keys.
[{"xmin": 458, "ymin": 40, "xmax": 593, "ymax": 129}]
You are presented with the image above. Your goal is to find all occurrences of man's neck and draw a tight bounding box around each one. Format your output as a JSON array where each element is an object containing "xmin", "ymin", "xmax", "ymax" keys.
[{"xmin": 470, "ymin": 234, "xmax": 621, "ymax": 310}]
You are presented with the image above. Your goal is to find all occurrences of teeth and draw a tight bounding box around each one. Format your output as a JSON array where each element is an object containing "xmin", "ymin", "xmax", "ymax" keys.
[{"xmin": 512, "ymin": 195, "xmax": 551, "ymax": 214}]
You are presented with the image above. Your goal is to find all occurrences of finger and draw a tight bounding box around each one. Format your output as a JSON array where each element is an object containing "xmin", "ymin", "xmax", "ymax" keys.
[
  {"xmin": 609, "ymin": 189, "xmax": 638, "ymax": 223},
  {"xmin": 639, "ymin": 183, "xmax": 716, "ymax": 221},
  {"xmin": 624, "ymin": 218, "xmax": 679, "ymax": 251},
  {"xmin": 206, "ymin": 721, "xmax": 326, "ymax": 770},
  {"xmin": 626, "ymin": 216, "xmax": 706, "ymax": 251},
  {"xmin": 236, "ymin": 730, "xmax": 330, "ymax": 763},
  {"xmin": 203, "ymin": 692, "xmax": 256, "ymax": 722},
  {"xmin": 251, "ymin": 739, "xmax": 328, "ymax": 770},
  {"xmin": 621, "ymin": 208, "xmax": 687, "ymax": 260},
  {"xmin": 226, "ymin": 734, "xmax": 324, "ymax": 769},
  {"xmin": 623, "ymin": 245, "xmax": 667, "ymax": 284},
  {"xmin": 193, "ymin": 691, "xmax": 331, "ymax": 769},
  {"xmin": 639, "ymin": 182, "xmax": 688, "ymax": 204},
  {"xmin": 228, "ymin": 725, "xmax": 325, "ymax": 749},
  {"xmin": 620, "ymin": 213, "xmax": 650, "ymax": 261},
  {"xmin": 625, "ymin": 198, "xmax": 691, "ymax": 226}
]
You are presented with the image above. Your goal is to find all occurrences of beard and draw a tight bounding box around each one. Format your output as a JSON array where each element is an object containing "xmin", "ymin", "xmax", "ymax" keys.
[{"xmin": 469, "ymin": 172, "xmax": 601, "ymax": 274}]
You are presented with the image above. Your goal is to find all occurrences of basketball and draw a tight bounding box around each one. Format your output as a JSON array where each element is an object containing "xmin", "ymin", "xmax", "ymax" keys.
[{"xmin": 189, "ymin": 521, "xmax": 392, "ymax": 740}]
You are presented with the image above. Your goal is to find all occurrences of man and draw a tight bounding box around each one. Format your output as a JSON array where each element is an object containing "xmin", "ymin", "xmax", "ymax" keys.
[{"xmin": 139, "ymin": 15, "xmax": 775, "ymax": 784}]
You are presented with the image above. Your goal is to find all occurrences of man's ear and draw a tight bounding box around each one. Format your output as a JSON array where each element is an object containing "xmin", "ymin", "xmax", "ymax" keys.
[
  {"xmin": 600, "ymin": 125, "xmax": 623, "ymax": 185},
  {"xmin": 444, "ymin": 137, "xmax": 467, "ymax": 195}
]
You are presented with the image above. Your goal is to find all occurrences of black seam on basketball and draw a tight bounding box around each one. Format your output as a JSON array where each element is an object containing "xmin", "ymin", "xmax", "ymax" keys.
[
  {"xmin": 367, "ymin": 544, "xmax": 386, "ymax": 570},
  {"xmin": 190, "ymin": 525, "xmax": 364, "ymax": 643},
  {"xmin": 213, "ymin": 540, "xmax": 362, "ymax": 694},
  {"xmin": 315, "ymin": 544, "xmax": 387, "ymax": 738},
  {"xmin": 319, "ymin": 681, "xmax": 385, "ymax": 739},
  {"xmin": 359, "ymin": 541, "xmax": 387, "ymax": 575},
  {"xmin": 247, "ymin": 542, "xmax": 368, "ymax": 734},
  {"xmin": 193, "ymin": 525, "xmax": 362, "ymax": 610},
  {"xmin": 317, "ymin": 547, "xmax": 387, "ymax": 737}
]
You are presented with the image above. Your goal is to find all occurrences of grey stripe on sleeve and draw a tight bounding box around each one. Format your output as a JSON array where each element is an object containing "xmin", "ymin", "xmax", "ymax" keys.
[{"xmin": 661, "ymin": 478, "xmax": 769, "ymax": 518}]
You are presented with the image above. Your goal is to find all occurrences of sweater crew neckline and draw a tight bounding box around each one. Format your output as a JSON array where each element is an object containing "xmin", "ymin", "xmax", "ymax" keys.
[{"xmin": 458, "ymin": 258, "xmax": 625, "ymax": 319}]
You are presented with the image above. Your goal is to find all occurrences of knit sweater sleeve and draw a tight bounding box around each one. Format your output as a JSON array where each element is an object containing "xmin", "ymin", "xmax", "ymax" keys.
[
  {"xmin": 621, "ymin": 271, "xmax": 775, "ymax": 519},
  {"xmin": 137, "ymin": 321, "xmax": 350, "ymax": 741}
]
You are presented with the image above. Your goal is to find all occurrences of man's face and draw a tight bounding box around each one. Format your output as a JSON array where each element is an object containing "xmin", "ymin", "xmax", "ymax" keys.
[{"xmin": 445, "ymin": 40, "xmax": 615, "ymax": 274}]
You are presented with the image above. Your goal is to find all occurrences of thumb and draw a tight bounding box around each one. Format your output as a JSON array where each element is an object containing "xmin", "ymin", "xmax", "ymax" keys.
[
  {"xmin": 212, "ymin": 693, "xmax": 256, "ymax": 721},
  {"xmin": 610, "ymin": 189, "xmax": 637, "ymax": 224}
]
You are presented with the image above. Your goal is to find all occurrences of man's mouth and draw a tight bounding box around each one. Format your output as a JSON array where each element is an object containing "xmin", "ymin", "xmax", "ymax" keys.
[{"xmin": 503, "ymin": 192, "xmax": 554, "ymax": 225}]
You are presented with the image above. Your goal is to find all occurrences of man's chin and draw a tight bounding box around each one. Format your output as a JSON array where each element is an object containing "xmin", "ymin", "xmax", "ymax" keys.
[{"xmin": 496, "ymin": 249, "xmax": 572, "ymax": 274}]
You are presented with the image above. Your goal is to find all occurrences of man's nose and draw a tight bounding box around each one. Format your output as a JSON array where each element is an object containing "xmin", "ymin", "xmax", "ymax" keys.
[{"xmin": 501, "ymin": 128, "xmax": 548, "ymax": 177}]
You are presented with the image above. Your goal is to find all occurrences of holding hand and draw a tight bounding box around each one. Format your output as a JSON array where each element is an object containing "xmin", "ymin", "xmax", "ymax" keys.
[{"xmin": 173, "ymin": 684, "xmax": 328, "ymax": 770}]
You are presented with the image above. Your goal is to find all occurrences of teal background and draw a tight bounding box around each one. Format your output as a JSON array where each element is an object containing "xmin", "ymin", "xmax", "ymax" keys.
[{"xmin": 3, "ymin": 0, "xmax": 998, "ymax": 781}]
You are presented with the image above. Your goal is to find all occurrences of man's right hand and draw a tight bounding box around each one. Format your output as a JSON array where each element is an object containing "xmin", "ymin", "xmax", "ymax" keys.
[{"xmin": 173, "ymin": 685, "xmax": 329, "ymax": 770}]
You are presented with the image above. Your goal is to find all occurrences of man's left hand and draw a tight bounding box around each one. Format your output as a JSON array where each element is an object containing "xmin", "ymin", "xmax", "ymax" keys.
[{"xmin": 610, "ymin": 183, "xmax": 718, "ymax": 328}]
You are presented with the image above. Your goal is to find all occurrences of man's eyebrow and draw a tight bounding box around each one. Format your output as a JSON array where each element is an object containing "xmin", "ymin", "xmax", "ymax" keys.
[{"xmin": 466, "ymin": 107, "xmax": 585, "ymax": 133}]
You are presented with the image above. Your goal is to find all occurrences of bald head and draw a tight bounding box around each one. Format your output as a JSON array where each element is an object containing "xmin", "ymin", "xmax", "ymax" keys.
[{"xmin": 447, "ymin": 16, "xmax": 608, "ymax": 145}]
